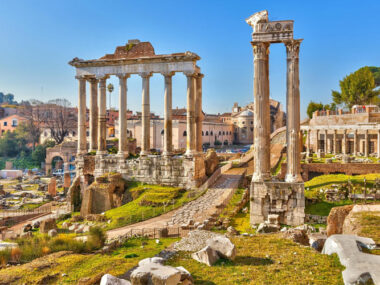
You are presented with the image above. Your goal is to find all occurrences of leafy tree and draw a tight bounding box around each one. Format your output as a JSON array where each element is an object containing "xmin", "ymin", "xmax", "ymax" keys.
[
  {"xmin": 0, "ymin": 131, "xmax": 26, "ymax": 157},
  {"xmin": 31, "ymin": 141, "xmax": 55, "ymax": 166},
  {"xmin": 332, "ymin": 66, "xmax": 380, "ymax": 108},
  {"xmin": 306, "ymin": 101, "xmax": 324, "ymax": 118},
  {"xmin": 368, "ymin": 66, "xmax": 380, "ymax": 87}
]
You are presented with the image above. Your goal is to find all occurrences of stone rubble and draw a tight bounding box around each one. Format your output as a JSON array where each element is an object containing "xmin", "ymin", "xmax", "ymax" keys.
[{"xmin": 191, "ymin": 245, "xmax": 220, "ymax": 266}]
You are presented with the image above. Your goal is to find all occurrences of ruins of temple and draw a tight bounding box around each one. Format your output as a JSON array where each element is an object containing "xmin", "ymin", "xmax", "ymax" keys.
[
  {"xmin": 69, "ymin": 40, "xmax": 206, "ymax": 189},
  {"xmin": 247, "ymin": 10, "xmax": 305, "ymax": 226}
]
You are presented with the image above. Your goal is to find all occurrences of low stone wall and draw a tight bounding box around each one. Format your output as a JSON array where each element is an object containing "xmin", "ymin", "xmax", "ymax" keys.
[
  {"xmin": 279, "ymin": 163, "xmax": 380, "ymax": 181},
  {"xmin": 77, "ymin": 154, "xmax": 206, "ymax": 189},
  {"xmin": 198, "ymin": 162, "xmax": 233, "ymax": 192}
]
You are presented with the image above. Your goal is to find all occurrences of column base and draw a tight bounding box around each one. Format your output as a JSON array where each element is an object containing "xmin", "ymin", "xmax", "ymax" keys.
[
  {"xmin": 285, "ymin": 173, "xmax": 303, "ymax": 183},
  {"xmin": 96, "ymin": 150, "xmax": 107, "ymax": 156},
  {"xmin": 184, "ymin": 149, "xmax": 196, "ymax": 157},
  {"xmin": 162, "ymin": 151, "xmax": 173, "ymax": 157},
  {"xmin": 117, "ymin": 151, "xmax": 129, "ymax": 159},
  {"xmin": 251, "ymin": 172, "xmax": 271, "ymax": 183}
]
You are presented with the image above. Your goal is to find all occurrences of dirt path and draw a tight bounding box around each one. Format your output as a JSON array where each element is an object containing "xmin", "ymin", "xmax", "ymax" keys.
[{"xmin": 106, "ymin": 167, "xmax": 246, "ymax": 240}]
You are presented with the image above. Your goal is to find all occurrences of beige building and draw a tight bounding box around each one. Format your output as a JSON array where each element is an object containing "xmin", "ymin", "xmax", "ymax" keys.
[
  {"xmin": 306, "ymin": 105, "xmax": 380, "ymax": 157},
  {"xmin": 228, "ymin": 100, "xmax": 286, "ymax": 144}
]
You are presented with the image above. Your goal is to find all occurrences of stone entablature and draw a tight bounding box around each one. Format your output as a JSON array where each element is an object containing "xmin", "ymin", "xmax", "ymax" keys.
[{"xmin": 310, "ymin": 112, "xmax": 380, "ymax": 126}]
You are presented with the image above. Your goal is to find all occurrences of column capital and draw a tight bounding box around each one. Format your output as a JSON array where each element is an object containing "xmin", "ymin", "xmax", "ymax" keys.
[
  {"xmin": 285, "ymin": 39, "xmax": 302, "ymax": 59},
  {"xmin": 161, "ymin": 71, "xmax": 175, "ymax": 77},
  {"xmin": 183, "ymin": 71, "xmax": 197, "ymax": 78},
  {"xmin": 116, "ymin": 73, "xmax": 130, "ymax": 80},
  {"xmin": 251, "ymin": 42, "xmax": 270, "ymax": 60},
  {"xmin": 196, "ymin": 73, "xmax": 204, "ymax": 79},
  {"xmin": 139, "ymin": 72, "xmax": 152, "ymax": 78},
  {"xmin": 86, "ymin": 77, "xmax": 99, "ymax": 84},
  {"xmin": 75, "ymin": 75, "xmax": 86, "ymax": 81}
]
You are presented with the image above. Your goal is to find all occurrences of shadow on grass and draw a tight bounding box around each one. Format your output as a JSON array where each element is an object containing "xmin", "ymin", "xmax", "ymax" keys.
[{"xmin": 214, "ymin": 256, "xmax": 274, "ymax": 267}]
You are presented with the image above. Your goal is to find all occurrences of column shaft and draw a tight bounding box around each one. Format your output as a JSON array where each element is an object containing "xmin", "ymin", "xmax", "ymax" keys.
[
  {"xmin": 185, "ymin": 73, "xmax": 196, "ymax": 156},
  {"xmin": 285, "ymin": 40, "xmax": 302, "ymax": 183},
  {"xmin": 88, "ymin": 78, "xmax": 98, "ymax": 152},
  {"xmin": 77, "ymin": 77, "xmax": 87, "ymax": 154},
  {"xmin": 118, "ymin": 74, "xmax": 129, "ymax": 156},
  {"xmin": 306, "ymin": 130, "xmax": 311, "ymax": 154},
  {"xmin": 324, "ymin": 130, "xmax": 328, "ymax": 154},
  {"xmin": 333, "ymin": 130, "xmax": 337, "ymax": 154},
  {"xmin": 163, "ymin": 72, "xmax": 174, "ymax": 155},
  {"xmin": 377, "ymin": 130, "xmax": 380, "ymax": 158},
  {"xmin": 195, "ymin": 74, "xmax": 204, "ymax": 153},
  {"xmin": 343, "ymin": 130, "xmax": 347, "ymax": 155},
  {"xmin": 365, "ymin": 130, "xmax": 369, "ymax": 157},
  {"xmin": 252, "ymin": 42, "xmax": 270, "ymax": 182},
  {"xmin": 316, "ymin": 130, "xmax": 319, "ymax": 152},
  {"xmin": 140, "ymin": 73, "xmax": 152, "ymax": 155},
  {"xmin": 353, "ymin": 130, "xmax": 358, "ymax": 155},
  {"xmin": 97, "ymin": 77, "xmax": 107, "ymax": 154}
]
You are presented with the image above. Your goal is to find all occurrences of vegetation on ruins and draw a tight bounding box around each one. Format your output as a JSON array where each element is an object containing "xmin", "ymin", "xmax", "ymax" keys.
[
  {"xmin": 306, "ymin": 101, "xmax": 336, "ymax": 118},
  {"xmin": 332, "ymin": 66, "xmax": 380, "ymax": 108},
  {"xmin": 104, "ymin": 182, "xmax": 199, "ymax": 229}
]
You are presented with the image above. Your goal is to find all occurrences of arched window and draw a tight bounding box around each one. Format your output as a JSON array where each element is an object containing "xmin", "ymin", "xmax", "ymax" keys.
[
  {"xmin": 161, "ymin": 129, "xmax": 164, "ymax": 135},
  {"xmin": 223, "ymin": 131, "xmax": 225, "ymax": 135},
  {"xmin": 210, "ymin": 131, "xmax": 213, "ymax": 136},
  {"xmin": 219, "ymin": 131, "xmax": 221, "ymax": 135},
  {"xmin": 206, "ymin": 131, "xmax": 209, "ymax": 136},
  {"xmin": 183, "ymin": 131, "xmax": 187, "ymax": 136}
]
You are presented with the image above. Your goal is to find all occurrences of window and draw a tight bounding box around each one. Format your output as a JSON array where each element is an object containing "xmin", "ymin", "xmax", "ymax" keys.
[
  {"xmin": 3, "ymin": 122, "xmax": 7, "ymax": 126},
  {"xmin": 223, "ymin": 131, "xmax": 225, "ymax": 135},
  {"xmin": 1, "ymin": 130, "xmax": 4, "ymax": 134},
  {"xmin": 250, "ymin": 128, "xmax": 253, "ymax": 132},
  {"xmin": 86, "ymin": 131, "xmax": 89, "ymax": 136},
  {"xmin": 72, "ymin": 131, "xmax": 76, "ymax": 136},
  {"xmin": 202, "ymin": 131, "xmax": 204, "ymax": 136},
  {"xmin": 210, "ymin": 131, "xmax": 213, "ymax": 135},
  {"xmin": 206, "ymin": 131, "xmax": 209, "ymax": 136},
  {"xmin": 219, "ymin": 131, "xmax": 221, "ymax": 135},
  {"xmin": 242, "ymin": 121, "xmax": 245, "ymax": 124},
  {"xmin": 183, "ymin": 131, "xmax": 187, "ymax": 137},
  {"xmin": 161, "ymin": 130, "xmax": 164, "ymax": 135},
  {"xmin": 251, "ymin": 121, "xmax": 253, "ymax": 124}
]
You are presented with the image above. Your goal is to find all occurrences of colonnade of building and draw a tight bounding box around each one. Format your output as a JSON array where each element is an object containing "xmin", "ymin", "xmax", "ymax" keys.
[
  {"xmin": 305, "ymin": 129, "xmax": 380, "ymax": 158},
  {"xmin": 76, "ymin": 72, "xmax": 204, "ymax": 158},
  {"xmin": 252, "ymin": 39, "xmax": 302, "ymax": 183}
]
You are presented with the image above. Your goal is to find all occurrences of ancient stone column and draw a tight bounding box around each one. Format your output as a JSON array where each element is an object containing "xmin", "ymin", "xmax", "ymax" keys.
[
  {"xmin": 377, "ymin": 129, "xmax": 380, "ymax": 158},
  {"xmin": 354, "ymin": 129, "xmax": 358, "ymax": 155},
  {"xmin": 76, "ymin": 76, "xmax": 87, "ymax": 154},
  {"xmin": 364, "ymin": 129, "xmax": 369, "ymax": 157},
  {"xmin": 88, "ymin": 78, "xmax": 98, "ymax": 152},
  {"xmin": 342, "ymin": 130, "xmax": 347, "ymax": 155},
  {"xmin": 195, "ymin": 73, "xmax": 204, "ymax": 153},
  {"xmin": 185, "ymin": 72, "xmax": 196, "ymax": 157},
  {"xmin": 117, "ymin": 74, "xmax": 130, "ymax": 157},
  {"xmin": 162, "ymin": 72, "xmax": 174, "ymax": 156},
  {"xmin": 97, "ymin": 76, "xmax": 108, "ymax": 154},
  {"xmin": 306, "ymin": 129, "xmax": 311, "ymax": 155},
  {"xmin": 333, "ymin": 130, "xmax": 337, "ymax": 154},
  {"xmin": 323, "ymin": 130, "xmax": 328, "ymax": 154},
  {"xmin": 285, "ymin": 40, "xmax": 302, "ymax": 183},
  {"xmin": 140, "ymin": 72, "xmax": 152, "ymax": 156},
  {"xmin": 251, "ymin": 42, "xmax": 270, "ymax": 182},
  {"xmin": 316, "ymin": 129, "xmax": 319, "ymax": 152}
]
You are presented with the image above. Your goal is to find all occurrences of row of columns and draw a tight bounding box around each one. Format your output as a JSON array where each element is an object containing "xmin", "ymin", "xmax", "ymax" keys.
[
  {"xmin": 309, "ymin": 129, "xmax": 380, "ymax": 158},
  {"xmin": 76, "ymin": 72, "xmax": 203, "ymax": 157},
  {"xmin": 251, "ymin": 39, "xmax": 302, "ymax": 183}
]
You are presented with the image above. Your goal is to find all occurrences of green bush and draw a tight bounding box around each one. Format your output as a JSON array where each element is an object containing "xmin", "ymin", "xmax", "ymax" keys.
[{"xmin": 87, "ymin": 226, "xmax": 106, "ymax": 249}]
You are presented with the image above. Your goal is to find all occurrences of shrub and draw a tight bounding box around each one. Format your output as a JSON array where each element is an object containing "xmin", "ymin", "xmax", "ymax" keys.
[
  {"xmin": 0, "ymin": 249, "xmax": 11, "ymax": 267},
  {"xmin": 87, "ymin": 226, "xmax": 106, "ymax": 249}
]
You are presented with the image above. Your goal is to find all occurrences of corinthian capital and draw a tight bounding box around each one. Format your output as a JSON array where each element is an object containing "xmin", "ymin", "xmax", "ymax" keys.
[
  {"xmin": 139, "ymin": 72, "xmax": 152, "ymax": 78},
  {"xmin": 285, "ymin": 39, "xmax": 302, "ymax": 59},
  {"xmin": 251, "ymin": 42, "xmax": 270, "ymax": 60}
]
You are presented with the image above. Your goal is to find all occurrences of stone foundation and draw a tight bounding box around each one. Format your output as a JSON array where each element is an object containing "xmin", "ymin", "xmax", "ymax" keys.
[
  {"xmin": 76, "ymin": 154, "xmax": 206, "ymax": 189},
  {"xmin": 250, "ymin": 181, "xmax": 305, "ymax": 226}
]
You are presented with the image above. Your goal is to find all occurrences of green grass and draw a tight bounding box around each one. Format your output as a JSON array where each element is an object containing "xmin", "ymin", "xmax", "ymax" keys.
[
  {"xmin": 105, "ymin": 182, "xmax": 201, "ymax": 230},
  {"xmin": 220, "ymin": 188, "xmax": 245, "ymax": 219},
  {"xmin": 354, "ymin": 211, "xmax": 380, "ymax": 244},
  {"xmin": 305, "ymin": 200, "xmax": 353, "ymax": 216},
  {"xmin": 166, "ymin": 234, "xmax": 344, "ymax": 285},
  {"xmin": 0, "ymin": 237, "xmax": 178, "ymax": 284}
]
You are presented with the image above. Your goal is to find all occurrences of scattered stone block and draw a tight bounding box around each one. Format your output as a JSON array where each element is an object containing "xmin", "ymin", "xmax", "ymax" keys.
[
  {"xmin": 308, "ymin": 234, "xmax": 326, "ymax": 252},
  {"xmin": 40, "ymin": 218, "xmax": 57, "ymax": 234},
  {"xmin": 130, "ymin": 263, "xmax": 181, "ymax": 285},
  {"xmin": 191, "ymin": 245, "xmax": 220, "ymax": 266},
  {"xmin": 100, "ymin": 274, "xmax": 131, "ymax": 285},
  {"xmin": 322, "ymin": 235, "xmax": 380, "ymax": 285},
  {"xmin": 256, "ymin": 222, "xmax": 280, "ymax": 233},
  {"xmin": 326, "ymin": 204, "xmax": 354, "ymax": 236},
  {"xmin": 206, "ymin": 235, "xmax": 236, "ymax": 260},
  {"xmin": 138, "ymin": 257, "xmax": 165, "ymax": 267},
  {"xmin": 282, "ymin": 228, "xmax": 309, "ymax": 246},
  {"xmin": 48, "ymin": 229, "xmax": 58, "ymax": 237}
]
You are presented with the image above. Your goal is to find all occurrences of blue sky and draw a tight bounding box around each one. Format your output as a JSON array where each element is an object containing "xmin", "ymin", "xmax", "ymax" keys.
[{"xmin": 0, "ymin": 0, "xmax": 379, "ymax": 119}]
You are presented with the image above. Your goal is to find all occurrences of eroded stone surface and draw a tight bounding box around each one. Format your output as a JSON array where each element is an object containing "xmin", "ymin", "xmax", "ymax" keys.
[
  {"xmin": 322, "ymin": 235, "xmax": 380, "ymax": 285},
  {"xmin": 191, "ymin": 245, "xmax": 220, "ymax": 267}
]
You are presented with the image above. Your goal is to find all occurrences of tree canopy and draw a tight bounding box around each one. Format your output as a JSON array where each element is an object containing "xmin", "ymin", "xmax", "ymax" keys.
[
  {"xmin": 332, "ymin": 66, "xmax": 380, "ymax": 108},
  {"xmin": 306, "ymin": 101, "xmax": 336, "ymax": 118}
]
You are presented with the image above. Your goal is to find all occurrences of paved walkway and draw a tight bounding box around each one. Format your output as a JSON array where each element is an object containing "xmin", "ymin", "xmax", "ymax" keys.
[{"xmin": 106, "ymin": 167, "xmax": 245, "ymax": 240}]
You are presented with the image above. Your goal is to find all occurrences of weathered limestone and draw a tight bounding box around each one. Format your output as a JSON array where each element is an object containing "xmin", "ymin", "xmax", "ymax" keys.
[
  {"xmin": 206, "ymin": 235, "xmax": 236, "ymax": 260},
  {"xmin": 252, "ymin": 41, "xmax": 270, "ymax": 182},
  {"xmin": 342, "ymin": 129, "xmax": 347, "ymax": 155},
  {"xmin": 322, "ymin": 235, "xmax": 380, "ymax": 285},
  {"xmin": 195, "ymin": 74, "xmax": 204, "ymax": 153},
  {"xmin": 285, "ymin": 39, "xmax": 302, "ymax": 183},
  {"xmin": 364, "ymin": 129, "xmax": 369, "ymax": 157},
  {"xmin": 247, "ymin": 11, "xmax": 305, "ymax": 226},
  {"xmin": 162, "ymin": 72, "xmax": 174, "ymax": 156},
  {"xmin": 77, "ymin": 76, "xmax": 87, "ymax": 154},
  {"xmin": 117, "ymin": 74, "xmax": 130, "ymax": 157},
  {"xmin": 48, "ymin": 177, "xmax": 57, "ymax": 197},
  {"xmin": 323, "ymin": 129, "xmax": 328, "ymax": 154},
  {"xmin": 191, "ymin": 245, "xmax": 220, "ymax": 266},
  {"xmin": 140, "ymin": 72, "xmax": 152, "ymax": 156},
  {"xmin": 98, "ymin": 76, "xmax": 108, "ymax": 154},
  {"xmin": 185, "ymin": 72, "xmax": 196, "ymax": 157},
  {"xmin": 88, "ymin": 78, "xmax": 99, "ymax": 152},
  {"xmin": 333, "ymin": 130, "xmax": 337, "ymax": 154}
]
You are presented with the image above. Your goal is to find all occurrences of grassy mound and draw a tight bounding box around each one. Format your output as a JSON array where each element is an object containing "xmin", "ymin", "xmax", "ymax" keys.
[
  {"xmin": 105, "ymin": 182, "xmax": 198, "ymax": 230},
  {"xmin": 0, "ymin": 237, "xmax": 177, "ymax": 284},
  {"xmin": 166, "ymin": 234, "xmax": 344, "ymax": 284}
]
